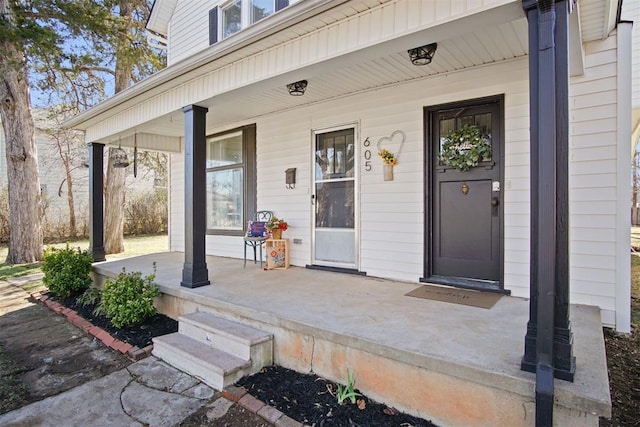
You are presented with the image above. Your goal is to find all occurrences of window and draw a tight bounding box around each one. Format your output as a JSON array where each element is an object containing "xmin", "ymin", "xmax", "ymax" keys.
[
  {"xmin": 250, "ymin": 0, "xmax": 274, "ymax": 24},
  {"xmin": 210, "ymin": 0, "xmax": 289, "ymax": 44},
  {"xmin": 206, "ymin": 125, "xmax": 256, "ymax": 234},
  {"xmin": 222, "ymin": 0, "xmax": 242, "ymax": 39}
]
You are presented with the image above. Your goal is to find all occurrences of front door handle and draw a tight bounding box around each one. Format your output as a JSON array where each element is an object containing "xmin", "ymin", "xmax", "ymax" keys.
[{"xmin": 491, "ymin": 197, "xmax": 500, "ymax": 207}]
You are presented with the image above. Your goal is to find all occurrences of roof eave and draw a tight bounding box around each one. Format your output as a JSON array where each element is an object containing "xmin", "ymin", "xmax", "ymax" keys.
[{"xmin": 64, "ymin": 0, "xmax": 350, "ymax": 131}]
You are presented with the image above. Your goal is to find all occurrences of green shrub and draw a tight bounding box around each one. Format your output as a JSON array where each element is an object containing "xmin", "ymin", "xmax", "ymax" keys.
[
  {"xmin": 101, "ymin": 265, "xmax": 160, "ymax": 328},
  {"xmin": 41, "ymin": 245, "xmax": 93, "ymax": 297}
]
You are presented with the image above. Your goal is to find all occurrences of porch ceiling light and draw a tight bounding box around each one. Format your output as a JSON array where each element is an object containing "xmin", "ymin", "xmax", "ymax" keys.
[
  {"xmin": 408, "ymin": 43, "xmax": 438, "ymax": 66},
  {"xmin": 286, "ymin": 80, "xmax": 308, "ymax": 96}
]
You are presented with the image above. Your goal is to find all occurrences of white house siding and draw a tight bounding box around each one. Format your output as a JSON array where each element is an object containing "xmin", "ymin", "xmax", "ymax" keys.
[
  {"xmin": 168, "ymin": 36, "xmax": 626, "ymax": 327},
  {"xmin": 168, "ymin": 58, "xmax": 532, "ymax": 285},
  {"xmin": 569, "ymin": 34, "xmax": 621, "ymax": 327},
  {"xmin": 167, "ymin": 0, "xmax": 211, "ymax": 65}
]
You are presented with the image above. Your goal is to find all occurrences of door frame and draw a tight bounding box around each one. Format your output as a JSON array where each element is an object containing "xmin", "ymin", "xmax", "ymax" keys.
[
  {"xmin": 422, "ymin": 95, "xmax": 506, "ymax": 293},
  {"xmin": 310, "ymin": 122, "xmax": 360, "ymax": 270}
]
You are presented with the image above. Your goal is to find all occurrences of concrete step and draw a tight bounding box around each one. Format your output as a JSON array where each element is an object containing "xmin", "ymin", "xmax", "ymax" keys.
[
  {"xmin": 152, "ymin": 332, "xmax": 251, "ymax": 390},
  {"xmin": 179, "ymin": 311, "xmax": 273, "ymax": 364}
]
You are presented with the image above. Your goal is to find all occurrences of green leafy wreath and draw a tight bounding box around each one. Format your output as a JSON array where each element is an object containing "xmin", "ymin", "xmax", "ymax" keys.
[{"xmin": 439, "ymin": 124, "xmax": 492, "ymax": 172}]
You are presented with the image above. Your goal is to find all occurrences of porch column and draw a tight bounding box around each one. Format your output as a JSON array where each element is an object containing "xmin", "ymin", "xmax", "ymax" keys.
[
  {"xmin": 181, "ymin": 104, "xmax": 210, "ymax": 288},
  {"xmin": 88, "ymin": 142, "xmax": 105, "ymax": 262},
  {"xmin": 521, "ymin": 0, "xmax": 575, "ymax": 424}
]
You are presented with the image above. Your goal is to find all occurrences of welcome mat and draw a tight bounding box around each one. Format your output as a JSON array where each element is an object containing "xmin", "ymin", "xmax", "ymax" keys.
[{"xmin": 405, "ymin": 285, "xmax": 501, "ymax": 309}]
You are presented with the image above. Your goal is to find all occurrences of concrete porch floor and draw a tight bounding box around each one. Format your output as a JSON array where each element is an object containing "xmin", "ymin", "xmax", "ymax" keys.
[{"xmin": 93, "ymin": 252, "xmax": 611, "ymax": 426}]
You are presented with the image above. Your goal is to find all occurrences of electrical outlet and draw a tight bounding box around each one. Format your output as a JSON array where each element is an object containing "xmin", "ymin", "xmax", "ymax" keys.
[{"xmin": 293, "ymin": 238, "xmax": 302, "ymax": 244}]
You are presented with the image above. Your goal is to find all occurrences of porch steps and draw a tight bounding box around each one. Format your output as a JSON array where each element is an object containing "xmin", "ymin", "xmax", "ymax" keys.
[{"xmin": 152, "ymin": 312, "xmax": 273, "ymax": 390}]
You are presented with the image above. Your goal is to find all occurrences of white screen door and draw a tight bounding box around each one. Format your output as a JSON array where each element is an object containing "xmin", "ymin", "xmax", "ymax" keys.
[{"xmin": 313, "ymin": 128, "xmax": 356, "ymax": 268}]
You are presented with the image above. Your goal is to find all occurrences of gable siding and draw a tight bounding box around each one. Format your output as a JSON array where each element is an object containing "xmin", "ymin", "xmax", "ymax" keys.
[{"xmin": 168, "ymin": 0, "xmax": 211, "ymax": 65}]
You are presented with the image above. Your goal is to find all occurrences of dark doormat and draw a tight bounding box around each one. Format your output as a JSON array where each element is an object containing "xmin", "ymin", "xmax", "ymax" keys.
[{"xmin": 405, "ymin": 284, "xmax": 501, "ymax": 309}]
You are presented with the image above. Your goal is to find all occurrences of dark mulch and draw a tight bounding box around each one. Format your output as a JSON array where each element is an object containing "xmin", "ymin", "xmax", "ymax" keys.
[
  {"xmin": 46, "ymin": 292, "xmax": 178, "ymax": 349},
  {"xmin": 601, "ymin": 327, "xmax": 640, "ymax": 427},
  {"xmin": 238, "ymin": 366, "xmax": 436, "ymax": 427}
]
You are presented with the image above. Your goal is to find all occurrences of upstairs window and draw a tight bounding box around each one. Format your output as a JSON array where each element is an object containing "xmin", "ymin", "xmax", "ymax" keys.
[
  {"xmin": 222, "ymin": 0, "xmax": 242, "ymax": 38},
  {"xmin": 251, "ymin": 0, "xmax": 274, "ymax": 24},
  {"xmin": 210, "ymin": 0, "xmax": 289, "ymax": 44}
]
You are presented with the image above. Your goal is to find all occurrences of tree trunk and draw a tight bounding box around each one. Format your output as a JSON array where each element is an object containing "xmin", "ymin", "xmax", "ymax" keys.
[
  {"xmin": 0, "ymin": 1, "xmax": 43, "ymax": 263},
  {"xmin": 104, "ymin": 154, "xmax": 126, "ymax": 253},
  {"xmin": 104, "ymin": 0, "xmax": 134, "ymax": 254},
  {"xmin": 63, "ymin": 156, "xmax": 77, "ymax": 239}
]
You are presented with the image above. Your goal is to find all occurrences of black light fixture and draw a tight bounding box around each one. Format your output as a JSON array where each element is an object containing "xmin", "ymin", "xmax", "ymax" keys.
[
  {"xmin": 408, "ymin": 43, "xmax": 438, "ymax": 66},
  {"xmin": 286, "ymin": 79, "xmax": 308, "ymax": 96}
]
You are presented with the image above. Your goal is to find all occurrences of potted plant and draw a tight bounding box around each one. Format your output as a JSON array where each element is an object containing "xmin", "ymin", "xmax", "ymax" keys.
[
  {"xmin": 266, "ymin": 216, "xmax": 288, "ymax": 239},
  {"xmin": 439, "ymin": 124, "xmax": 492, "ymax": 172},
  {"xmin": 378, "ymin": 148, "xmax": 398, "ymax": 181}
]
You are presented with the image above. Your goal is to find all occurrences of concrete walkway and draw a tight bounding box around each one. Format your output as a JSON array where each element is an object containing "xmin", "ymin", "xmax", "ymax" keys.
[{"xmin": 0, "ymin": 276, "xmax": 278, "ymax": 427}]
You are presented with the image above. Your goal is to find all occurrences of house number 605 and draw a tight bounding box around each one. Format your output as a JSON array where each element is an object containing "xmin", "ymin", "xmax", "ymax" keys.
[{"xmin": 363, "ymin": 137, "xmax": 372, "ymax": 171}]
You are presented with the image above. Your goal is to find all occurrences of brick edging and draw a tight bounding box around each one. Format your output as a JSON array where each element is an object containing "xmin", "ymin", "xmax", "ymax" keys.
[
  {"xmin": 32, "ymin": 291, "xmax": 301, "ymax": 426},
  {"xmin": 31, "ymin": 291, "xmax": 153, "ymax": 361},
  {"xmin": 222, "ymin": 385, "xmax": 304, "ymax": 427}
]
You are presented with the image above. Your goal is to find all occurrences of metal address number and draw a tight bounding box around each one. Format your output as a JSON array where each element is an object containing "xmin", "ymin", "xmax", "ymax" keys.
[{"xmin": 363, "ymin": 137, "xmax": 372, "ymax": 171}]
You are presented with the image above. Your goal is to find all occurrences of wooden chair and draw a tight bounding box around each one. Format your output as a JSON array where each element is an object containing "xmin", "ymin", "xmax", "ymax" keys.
[{"xmin": 243, "ymin": 210, "xmax": 273, "ymax": 267}]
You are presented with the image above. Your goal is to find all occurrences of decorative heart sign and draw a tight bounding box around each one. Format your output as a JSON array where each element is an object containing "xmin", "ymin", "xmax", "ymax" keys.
[{"xmin": 376, "ymin": 130, "xmax": 406, "ymax": 161}]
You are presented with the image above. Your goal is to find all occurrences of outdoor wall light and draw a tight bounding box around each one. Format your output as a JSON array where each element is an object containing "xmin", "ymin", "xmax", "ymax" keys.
[
  {"xmin": 286, "ymin": 80, "xmax": 308, "ymax": 96},
  {"xmin": 408, "ymin": 43, "xmax": 438, "ymax": 66}
]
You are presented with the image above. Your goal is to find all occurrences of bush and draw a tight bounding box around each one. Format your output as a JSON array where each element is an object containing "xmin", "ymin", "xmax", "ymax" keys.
[
  {"xmin": 101, "ymin": 265, "xmax": 160, "ymax": 328},
  {"xmin": 124, "ymin": 189, "xmax": 168, "ymax": 236},
  {"xmin": 41, "ymin": 245, "xmax": 93, "ymax": 297}
]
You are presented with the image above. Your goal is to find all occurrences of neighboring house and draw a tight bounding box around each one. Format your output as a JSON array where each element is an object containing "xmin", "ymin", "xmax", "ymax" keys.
[
  {"xmin": 67, "ymin": 0, "xmax": 634, "ymax": 332},
  {"xmin": 0, "ymin": 109, "xmax": 90, "ymax": 236},
  {"xmin": 0, "ymin": 109, "xmax": 160, "ymax": 239}
]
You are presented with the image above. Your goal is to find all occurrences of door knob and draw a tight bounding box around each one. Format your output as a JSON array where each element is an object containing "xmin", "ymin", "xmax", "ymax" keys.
[{"xmin": 491, "ymin": 197, "xmax": 500, "ymax": 207}]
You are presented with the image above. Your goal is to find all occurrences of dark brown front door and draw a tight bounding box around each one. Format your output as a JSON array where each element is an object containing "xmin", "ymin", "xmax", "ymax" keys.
[{"xmin": 426, "ymin": 97, "xmax": 503, "ymax": 292}]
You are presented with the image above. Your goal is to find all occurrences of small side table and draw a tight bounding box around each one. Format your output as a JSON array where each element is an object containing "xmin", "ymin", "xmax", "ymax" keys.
[{"xmin": 265, "ymin": 239, "xmax": 289, "ymax": 270}]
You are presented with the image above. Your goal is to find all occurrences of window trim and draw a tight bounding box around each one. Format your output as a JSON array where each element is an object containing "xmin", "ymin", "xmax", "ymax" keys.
[
  {"xmin": 210, "ymin": 0, "xmax": 289, "ymax": 44},
  {"xmin": 205, "ymin": 124, "xmax": 256, "ymax": 236}
]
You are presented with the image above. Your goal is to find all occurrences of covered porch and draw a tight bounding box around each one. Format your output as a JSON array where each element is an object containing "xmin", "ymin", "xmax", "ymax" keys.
[{"xmin": 92, "ymin": 252, "xmax": 611, "ymax": 426}]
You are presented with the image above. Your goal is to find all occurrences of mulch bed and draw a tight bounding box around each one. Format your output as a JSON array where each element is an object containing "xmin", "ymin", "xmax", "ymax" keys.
[
  {"xmin": 601, "ymin": 327, "xmax": 640, "ymax": 426},
  {"xmin": 46, "ymin": 292, "xmax": 178, "ymax": 349},
  {"xmin": 238, "ymin": 366, "xmax": 437, "ymax": 427}
]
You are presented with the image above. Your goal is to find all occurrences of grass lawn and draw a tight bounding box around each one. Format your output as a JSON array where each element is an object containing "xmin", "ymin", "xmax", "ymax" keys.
[
  {"xmin": 631, "ymin": 255, "xmax": 640, "ymax": 324},
  {"xmin": 0, "ymin": 234, "xmax": 168, "ymax": 285}
]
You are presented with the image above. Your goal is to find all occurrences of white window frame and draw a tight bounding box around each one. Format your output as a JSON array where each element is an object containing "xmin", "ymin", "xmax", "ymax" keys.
[{"xmin": 219, "ymin": 0, "xmax": 277, "ymax": 40}]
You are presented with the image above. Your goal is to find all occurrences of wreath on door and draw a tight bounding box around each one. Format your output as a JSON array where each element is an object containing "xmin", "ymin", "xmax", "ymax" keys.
[{"xmin": 439, "ymin": 124, "xmax": 492, "ymax": 172}]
